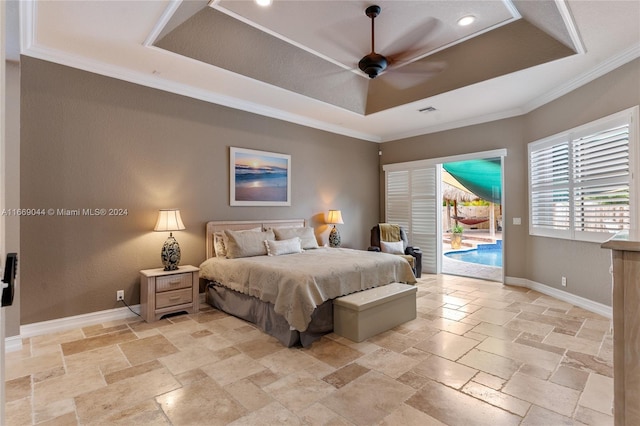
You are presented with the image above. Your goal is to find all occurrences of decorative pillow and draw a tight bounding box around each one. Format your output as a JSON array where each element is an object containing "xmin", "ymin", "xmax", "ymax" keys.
[
  {"xmin": 380, "ymin": 240, "xmax": 405, "ymax": 255},
  {"xmin": 214, "ymin": 227, "xmax": 261, "ymax": 258},
  {"xmin": 213, "ymin": 231, "xmax": 227, "ymax": 258},
  {"xmin": 224, "ymin": 229, "xmax": 275, "ymax": 259},
  {"xmin": 272, "ymin": 227, "xmax": 319, "ymax": 249},
  {"xmin": 264, "ymin": 237, "xmax": 303, "ymax": 256}
]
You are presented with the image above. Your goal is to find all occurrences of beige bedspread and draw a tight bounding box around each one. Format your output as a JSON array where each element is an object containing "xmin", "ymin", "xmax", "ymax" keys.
[{"xmin": 199, "ymin": 248, "xmax": 416, "ymax": 331}]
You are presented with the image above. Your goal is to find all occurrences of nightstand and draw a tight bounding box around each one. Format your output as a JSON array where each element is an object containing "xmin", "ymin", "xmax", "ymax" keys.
[{"xmin": 140, "ymin": 265, "xmax": 199, "ymax": 322}]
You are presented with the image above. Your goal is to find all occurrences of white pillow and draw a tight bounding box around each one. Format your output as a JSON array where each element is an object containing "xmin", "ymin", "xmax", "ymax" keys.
[
  {"xmin": 224, "ymin": 229, "xmax": 274, "ymax": 259},
  {"xmin": 272, "ymin": 227, "xmax": 319, "ymax": 249},
  {"xmin": 214, "ymin": 227, "xmax": 261, "ymax": 258},
  {"xmin": 264, "ymin": 237, "xmax": 303, "ymax": 256},
  {"xmin": 380, "ymin": 240, "xmax": 404, "ymax": 254}
]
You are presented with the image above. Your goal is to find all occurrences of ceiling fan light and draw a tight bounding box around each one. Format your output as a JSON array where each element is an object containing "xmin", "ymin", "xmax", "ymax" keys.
[{"xmin": 457, "ymin": 15, "xmax": 476, "ymax": 26}]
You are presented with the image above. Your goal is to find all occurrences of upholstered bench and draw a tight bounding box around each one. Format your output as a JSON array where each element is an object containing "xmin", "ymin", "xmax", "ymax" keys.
[{"xmin": 333, "ymin": 283, "xmax": 417, "ymax": 342}]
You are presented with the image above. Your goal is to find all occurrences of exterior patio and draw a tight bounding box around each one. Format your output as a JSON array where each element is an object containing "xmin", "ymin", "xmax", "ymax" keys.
[{"xmin": 442, "ymin": 230, "xmax": 503, "ymax": 282}]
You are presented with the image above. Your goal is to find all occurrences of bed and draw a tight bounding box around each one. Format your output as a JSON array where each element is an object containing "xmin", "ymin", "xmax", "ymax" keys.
[{"xmin": 199, "ymin": 219, "xmax": 417, "ymax": 347}]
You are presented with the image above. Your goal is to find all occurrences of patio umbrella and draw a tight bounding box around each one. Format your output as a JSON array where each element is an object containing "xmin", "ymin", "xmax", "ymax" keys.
[{"xmin": 443, "ymin": 158, "xmax": 502, "ymax": 204}]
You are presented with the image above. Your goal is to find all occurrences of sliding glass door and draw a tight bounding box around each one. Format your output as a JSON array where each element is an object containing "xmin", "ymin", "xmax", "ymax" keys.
[{"xmin": 383, "ymin": 149, "xmax": 506, "ymax": 279}]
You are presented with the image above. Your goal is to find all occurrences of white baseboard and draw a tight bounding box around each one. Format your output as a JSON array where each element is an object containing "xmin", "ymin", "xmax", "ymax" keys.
[
  {"xmin": 5, "ymin": 334, "xmax": 22, "ymax": 352},
  {"xmin": 5, "ymin": 280, "xmax": 611, "ymax": 352},
  {"xmin": 505, "ymin": 276, "xmax": 612, "ymax": 319},
  {"xmin": 5, "ymin": 304, "xmax": 141, "ymax": 352}
]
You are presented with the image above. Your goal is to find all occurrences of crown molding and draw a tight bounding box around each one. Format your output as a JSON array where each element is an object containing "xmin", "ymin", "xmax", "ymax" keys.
[
  {"xmin": 524, "ymin": 44, "xmax": 640, "ymax": 114},
  {"xmin": 143, "ymin": 0, "xmax": 182, "ymax": 47},
  {"xmin": 381, "ymin": 44, "xmax": 640, "ymax": 142},
  {"xmin": 20, "ymin": 40, "xmax": 381, "ymax": 143},
  {"xmin": 380, "ymin": 106, "xmax": 526, "ymax": 142},
  {"xmin": 18, "ymin": 0, "xmax": 640, "ymax": 144}
]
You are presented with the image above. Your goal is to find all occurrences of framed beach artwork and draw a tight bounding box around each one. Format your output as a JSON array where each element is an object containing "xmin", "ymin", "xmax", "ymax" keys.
[{"xmin": 230, "ymin": 147, "xmax": 291, "ymax": 206}]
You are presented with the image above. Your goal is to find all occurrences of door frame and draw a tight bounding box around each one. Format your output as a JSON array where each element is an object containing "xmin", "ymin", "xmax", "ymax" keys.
[{"xmin": 383, "ymin": 148, "xmax": 507, "ymax": 279}]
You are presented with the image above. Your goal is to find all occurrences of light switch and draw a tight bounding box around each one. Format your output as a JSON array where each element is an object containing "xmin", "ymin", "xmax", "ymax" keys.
[{"xmin": 513, "ymin": 217, "xmax": 522, "ymax": 225}]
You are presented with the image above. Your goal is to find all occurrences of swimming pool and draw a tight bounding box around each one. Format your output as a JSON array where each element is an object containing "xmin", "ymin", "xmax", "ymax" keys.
[{"xmin": 445, "ymin": 242, "xmax": 503, "ymax": 267}]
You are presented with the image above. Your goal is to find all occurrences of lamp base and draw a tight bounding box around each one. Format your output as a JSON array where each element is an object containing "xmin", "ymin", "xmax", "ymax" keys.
[
  {"xmin": 329, "ymin": 226, "xmax": 341, "ymax": 248},
  {"xmin": 161, "ymin": 233, "xmax": 181, "ymax": 271}
]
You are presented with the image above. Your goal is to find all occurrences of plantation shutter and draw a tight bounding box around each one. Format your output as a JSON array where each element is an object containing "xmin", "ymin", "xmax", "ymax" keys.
[
  {"xmin": 385, "ymin": 166, "xmax": 439, "ymax": 275},
  {"xmin": 572, "ymin": 124, "xmax": 631, "ymax": 240},
  {"xmin": 529, "ymin": 141, "xmax": 571, "ymax": 239},
  {"xmin": 529, "ymin": 106, "xmax": 637, "ymax": 242},
  {"xmin": 410, "ymin": 168, "xmax": 438, "ymax": 274},
  {"xmin": 386, "ymin": 170, "xmax": 410, "ymax": 230}
]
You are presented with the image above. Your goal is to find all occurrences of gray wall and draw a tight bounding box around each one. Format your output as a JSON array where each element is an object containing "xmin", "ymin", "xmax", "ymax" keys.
[
  {"xmin": 5, "ymin": 60, "xmax": 20, "ymax": 336},
  {"xmin": 20, "ymin": 57, "xmax": 379, "ymax": 325},
  {"xmin": 15, "ymin": 54, "xmax": 640, "ymax": 325},
  {"xmin": 523, "ymin": 59, "xmax": 640, "ymax": 304},
  {"xmin": 380, "ymin": 116, "xmax": 527, "ymax": 280},
  {"xmin": 380, "ymin": 58, "xmax": 640, "ymax": 306}
]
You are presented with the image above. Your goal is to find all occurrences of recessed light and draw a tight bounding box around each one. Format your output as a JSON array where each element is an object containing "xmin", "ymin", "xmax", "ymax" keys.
[
  {"xmin": 255, "ymin": 0, "xmax": 272, "ymax": 6},
  {"xmin": 457, "ymin": 15, "xmax": 476, "ymax": 26}
]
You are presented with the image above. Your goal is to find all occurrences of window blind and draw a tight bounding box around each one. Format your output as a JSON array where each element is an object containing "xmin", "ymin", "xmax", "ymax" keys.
[
  {"xmin": 530, "ymin": 142, "xmax": 571, "ymax": 235},
  {"xmin": 385, "ymin": 167, "xmax": 439, "ymax": 274},
  {"xmin": 529, "ymin": 107, "xmax": 637, "ymax": 242},
  {"xmin": 386, "ymin": 170, "xmax": 410, "ymax": 230},
  {"xmin": 573, "ymin": 125, "xmax": 630, "ymax": 236}
]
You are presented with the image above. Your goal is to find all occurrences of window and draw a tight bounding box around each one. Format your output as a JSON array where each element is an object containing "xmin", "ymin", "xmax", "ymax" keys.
[{"xmin": 528, "ymin": 106, "xmax": 638, "ymax": 242}]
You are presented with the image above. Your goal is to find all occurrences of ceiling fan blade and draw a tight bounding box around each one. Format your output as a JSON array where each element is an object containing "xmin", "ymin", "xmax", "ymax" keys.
[
  {"xmin": 317, "ymin": 25, "xmax": 364, "ymax": 62},
  {"xmin": 384, "ymin": 17, "xmax": 446, "ymax": 66},
  {"xmin": 388, "ymin": 59, "xmax": 447, "ymax": 75},
  {"xmin": 378, "ymin": 60, "xmax": 447, "ymax": 90},
  {"xmin": 378, "ymin": 72, "xmax": 433, "ymax": 91}
]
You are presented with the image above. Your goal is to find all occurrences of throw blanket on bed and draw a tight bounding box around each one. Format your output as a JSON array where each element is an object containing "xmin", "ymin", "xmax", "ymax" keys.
[
  {"xmin": 199, "ymin": 248, "xmax": 416, "ymax": 331},
  {"xmin": 379, "ymin": 223, "xmax": 401, "ymax": 242}
]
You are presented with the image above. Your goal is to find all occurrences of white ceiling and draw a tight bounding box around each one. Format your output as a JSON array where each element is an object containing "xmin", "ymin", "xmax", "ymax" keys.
[{"xmin": 10, "ymin": 0, "xmax": 640, "ymax": 143}]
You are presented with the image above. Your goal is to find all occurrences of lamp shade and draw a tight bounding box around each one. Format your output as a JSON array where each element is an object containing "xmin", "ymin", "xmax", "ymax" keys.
[
  {"xmin": 153, "ymin": 209, "xmax": 186, "ymax": 232},
  {"xmin": 327, "ymin": 210, "xmax": 344, "ymax": 225}
]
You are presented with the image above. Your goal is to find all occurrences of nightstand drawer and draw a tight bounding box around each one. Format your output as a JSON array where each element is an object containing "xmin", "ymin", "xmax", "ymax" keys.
[
  {"xmin": 140, "ymin": 265, "xmax": 199, "ymax": 322},
  {"xmin": 155, "ymin": 273, "xmax": 192, "ymax": 293},
  {"xmin": 156, "ymin": 288, "xmax": 193, "ymax": 309}
]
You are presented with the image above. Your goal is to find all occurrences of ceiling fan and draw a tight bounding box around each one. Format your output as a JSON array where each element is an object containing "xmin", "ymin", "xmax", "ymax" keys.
[
  {"xmin": 358, "ymin": 5, "xmax": 388, "ymax": 79},
  {"xmin": 357, "ymin": 4, "xmax": 443, "ymax": 80}
]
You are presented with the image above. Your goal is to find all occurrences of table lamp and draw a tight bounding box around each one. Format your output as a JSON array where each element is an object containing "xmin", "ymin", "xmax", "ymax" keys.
[
  {"xmin": 154, "ymin": 209, "xmax": 185, "ymax": 270},
  {"xmin": 327, "ymin": 210, "xmax": 344, "ymax": 248}
]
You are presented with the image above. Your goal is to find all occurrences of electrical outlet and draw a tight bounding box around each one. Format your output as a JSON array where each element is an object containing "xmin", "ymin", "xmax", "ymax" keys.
[
  {"xmin": 116, "ymin": 290, "xmax": 124, "ymax": 301},
  {"xmin": 561, "ymin": 276, "xmax": 567, "ymax": 287}
]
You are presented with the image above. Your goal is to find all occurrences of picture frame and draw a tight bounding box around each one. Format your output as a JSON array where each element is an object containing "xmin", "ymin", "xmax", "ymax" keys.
[{"xmin": 230, "ymin": 147, "xmax": 291, "ymax": 206}]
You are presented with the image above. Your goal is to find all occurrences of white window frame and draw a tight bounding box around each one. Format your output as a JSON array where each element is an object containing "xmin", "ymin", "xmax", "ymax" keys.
[{"xmin": 528, "ymin": 106, "xmax": 639, "ymax": 243}]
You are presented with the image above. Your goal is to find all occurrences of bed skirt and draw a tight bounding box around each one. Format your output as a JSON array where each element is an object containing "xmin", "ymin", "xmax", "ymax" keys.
[{"xmin": 206, "ymin": 282, "xmax": 334, "ymax": 347}]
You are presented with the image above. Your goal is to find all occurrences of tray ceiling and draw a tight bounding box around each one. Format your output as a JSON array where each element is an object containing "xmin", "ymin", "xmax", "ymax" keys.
[
  {"xmin": 156, "ymin": 1, "xmax": 577, "ymax": 115},
  {"xmin": 12, "ymin": 0, "xmax": 640, "ymax": 142}
]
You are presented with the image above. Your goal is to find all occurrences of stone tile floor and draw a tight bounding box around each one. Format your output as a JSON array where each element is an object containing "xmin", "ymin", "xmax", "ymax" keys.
[{"xmin": 5, "ymin": 274, "xmax": 613, "ymax": 425}]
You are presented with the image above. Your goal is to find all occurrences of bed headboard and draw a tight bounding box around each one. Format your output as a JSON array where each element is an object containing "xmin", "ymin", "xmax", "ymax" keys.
[{"xmin": 205, "ymin": 219, "xmax": 306, "ymax": 259}]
